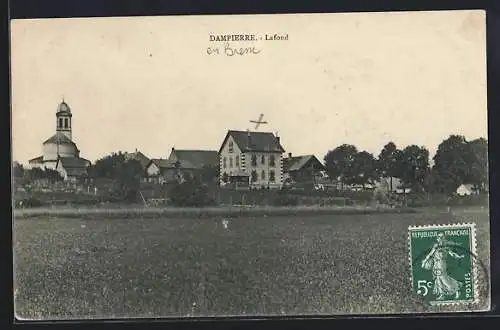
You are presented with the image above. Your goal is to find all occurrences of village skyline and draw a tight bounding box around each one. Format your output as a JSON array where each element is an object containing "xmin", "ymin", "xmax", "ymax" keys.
[
  {"xmin": 11, "ymin": 11, "xmax": 487, "ymax": 165},
  {"xmin": 10, "ymin": 102, "xmax": 488, "ymax": 166}
]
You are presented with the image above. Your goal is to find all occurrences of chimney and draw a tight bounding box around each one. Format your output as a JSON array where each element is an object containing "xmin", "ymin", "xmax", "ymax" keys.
[
  {"xmin": 288, "ymin": 152, "xmax": 292, "ymax": 158},
  {"xmin": 276, "ymin": 136, "xmax": 280, "ymax": 144}
]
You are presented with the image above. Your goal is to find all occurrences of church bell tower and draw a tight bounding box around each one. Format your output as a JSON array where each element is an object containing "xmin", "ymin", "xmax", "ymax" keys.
[{"xmin": 56, "ymin": 99, "xmax": 72, "ymax": 140}]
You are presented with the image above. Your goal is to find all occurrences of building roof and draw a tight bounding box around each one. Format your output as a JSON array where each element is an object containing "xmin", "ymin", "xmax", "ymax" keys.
[
  {"xmin": 148, "ymin": 158, "xmax": 177, "ymax": 169},
  {"xmin": 125, "ymin": 150, "xmax": 151, "ymax": 169},
  {"xmin": 58, "ymin": 157, "xmax": 90, "ymax": 177},
  {"xmin": 283, "ymin": 155, "xmax": 325, "ymax": 172},
  {"xmin": 219, "ymin": 130, "xmax": 285, "ymax": 153},
  {"xmin": 59, "ymin": 157, "xmax": 90, "ymax": 168},
  {"xmin": 170, "ymin": 149, "xmax": 219, "ymax": 169},
  {"xmin": 57, "ymin": 100, "xmax": 71, "ymax": 114},
  {"xmin": 28, "ymin": 156, "xmax": 44, "ymax": 164},
  {"xmin": 43, "ymin": 132, "xmax": 76, "ymax": 146}
]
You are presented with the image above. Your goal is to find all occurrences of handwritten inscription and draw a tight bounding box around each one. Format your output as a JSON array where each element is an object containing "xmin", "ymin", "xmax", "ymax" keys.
[
  {"xmin": 207, "ymin": 42, "xmax": 261, "ymax": 56},
  {"xmin": 205, "ymin": 33, "xmax": 288, "ymax": 56}
]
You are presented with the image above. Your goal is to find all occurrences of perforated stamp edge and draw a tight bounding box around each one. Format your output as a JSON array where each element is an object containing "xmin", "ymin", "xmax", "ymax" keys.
[{"xmin": 408, "ymin": 222, "xmax": 478, "ymax": 307}]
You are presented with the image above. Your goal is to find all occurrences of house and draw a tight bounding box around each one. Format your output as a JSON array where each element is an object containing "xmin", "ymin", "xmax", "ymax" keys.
[
  {"xmin": 283, "ymin": 153, "xmax": 326, "ymax": 184},
  {"xmin": 374, "ymin": 177, "xmax": 403, "ymax": 193},
  {"xmin": 145, "ymin": 158, "xmax": 178, "ymax": 184},
  {"xmin": 456, "ymin": 184, "xmax": 477, "ymax": 196},
  {"xmin": 55, "ymin": 157, "xmax": 91, "ymax": 182},
  {"xmin": 218, "ymin": 130, "xmax": 285, "ymax": 189},
  {"xmin": 166, "ymin": 148, "xmax": 219, "ymax": 181},
  {"xmin": 28, "ymin": 99, "xmax": 90, "ymax": 181}
]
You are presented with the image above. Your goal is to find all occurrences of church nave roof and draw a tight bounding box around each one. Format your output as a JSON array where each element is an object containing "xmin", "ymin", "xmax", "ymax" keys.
[{"xmin": 43, "ymin": 132, "xmax": 76, "ymax": 146}]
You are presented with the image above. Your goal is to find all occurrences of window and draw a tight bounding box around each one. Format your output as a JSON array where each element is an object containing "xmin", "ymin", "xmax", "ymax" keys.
[
  {"xmin": 261, "ymin": 170, "xmax": 266, "ymax": 180},
  {"xmin": 251, "ymin": 155, "xmax": 257, "ymax": 167},
  {"xmin": 251, "ymin": 170, "xmax": 258, "ymax": 183},
  {"xmin": 235, "ymin": 155, "xmax": 239, "ymax": 167},
  {"xmin": 59, "ymin": 118, "xmax": 63, "ymax": 128},
  {"xmin": 64, "ymin": 118, "xmax": 69, "ymax": 128},
  {"xmin": 270, "ymin": 170, "xmax": 276, "ymax": 182},
  {"xmin": 223, "ymin": 157, "xmax": 227, "ymax": 168},
  {"xmin": 229, "ymin": 157, "xmax": 233, "ymax": 168},
  {"xmin": 270, "ymin": 155, "xmax": 276, "ymax": 167},
  {"xmin": 261, "ymin": 155, "xmax": 265, "ymax": 165},
  {"xmin": 228, "ymin": 141, "xmax": 234, "ymax": 153}
]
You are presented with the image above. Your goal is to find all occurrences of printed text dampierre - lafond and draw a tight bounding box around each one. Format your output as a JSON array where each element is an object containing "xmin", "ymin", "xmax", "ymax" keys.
[{"xmin": 209, "ymin": 34, "xmax": 289, "ymax": 42}]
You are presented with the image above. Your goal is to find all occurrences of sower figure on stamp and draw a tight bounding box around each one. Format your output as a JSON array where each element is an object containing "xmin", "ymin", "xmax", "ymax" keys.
[{"xmin": 421, "ymin": 233, "xmax": 465, "ymax": 300}]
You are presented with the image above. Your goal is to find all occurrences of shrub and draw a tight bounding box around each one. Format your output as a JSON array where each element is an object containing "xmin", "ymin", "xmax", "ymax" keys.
[
  {"xmin": 273, "ymin": 194, "xmax": 299, "ymax": 206},
  {"xmin": 373, "ymin": 190, "xmax": 389, "ymax": 205},
  {"xmin": 16, "ymin": 197, "xmax": 43, "ymax": 208},
  {"xmin": 168, "ymin": 180, "xmax": 216, "ymax": 207}
]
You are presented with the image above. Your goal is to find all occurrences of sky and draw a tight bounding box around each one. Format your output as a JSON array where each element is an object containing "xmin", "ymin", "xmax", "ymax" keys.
[{"xmin": 10, "ymin": 10, "xmax": 487, "ymax": 165}]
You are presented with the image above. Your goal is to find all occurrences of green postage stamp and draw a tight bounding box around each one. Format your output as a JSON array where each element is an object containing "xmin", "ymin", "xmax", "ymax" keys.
[{"xmin": 409, "ymin": 223, "xmax": 478, "ymax": 306}]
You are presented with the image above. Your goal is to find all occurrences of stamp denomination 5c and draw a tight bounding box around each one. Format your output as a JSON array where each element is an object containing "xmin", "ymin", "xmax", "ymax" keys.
[{"xmin": 408, "ymin": 223, "xmax": 478, "ymax": 306}]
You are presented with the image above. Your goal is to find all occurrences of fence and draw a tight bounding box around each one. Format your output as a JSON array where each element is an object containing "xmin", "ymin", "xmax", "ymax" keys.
[{"xmin": 215, "ymin": 188, "xmax": 353, "ymax": 207}]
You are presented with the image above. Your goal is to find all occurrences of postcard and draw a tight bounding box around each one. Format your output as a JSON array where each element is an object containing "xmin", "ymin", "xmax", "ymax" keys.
[{"xmin": 11, "ymin": 10, "xmax": 490, "ymax": 320}]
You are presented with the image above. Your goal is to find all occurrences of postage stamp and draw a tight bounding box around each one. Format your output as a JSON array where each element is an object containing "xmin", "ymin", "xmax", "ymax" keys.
[{"xmin": 408, "ymin": 223, "xmax": 478, "ymax": 306}]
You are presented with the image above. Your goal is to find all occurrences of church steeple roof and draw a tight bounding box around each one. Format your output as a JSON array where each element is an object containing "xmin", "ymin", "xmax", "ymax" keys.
[{"xmin": 57, "ymin": 99, "xmax": 71, "ymax": 114}]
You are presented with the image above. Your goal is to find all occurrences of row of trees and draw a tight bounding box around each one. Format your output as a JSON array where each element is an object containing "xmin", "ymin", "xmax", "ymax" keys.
[
  {"xmin": 323, "ymin": 135, "xmax": 488, "ymax": 194},
  {"xmin": 87, "ymin": 151, "xmax": 218, "ymax": 202},
  {"xmin": 12, "ymin": 162, "xmax": 63, "ymax": 184}
]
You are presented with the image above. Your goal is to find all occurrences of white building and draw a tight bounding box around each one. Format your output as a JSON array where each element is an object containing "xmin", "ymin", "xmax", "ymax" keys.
[
  {"xmin": 28, "ymin": 100, "xmax": 90, "ymax": 181},
  {"xmin": 456, "ymin": 184, "xmax": 476, "ymax": 196},
  {"xmin": 218, "ymin": 130, "xmax": 285, "ymax": 189}
]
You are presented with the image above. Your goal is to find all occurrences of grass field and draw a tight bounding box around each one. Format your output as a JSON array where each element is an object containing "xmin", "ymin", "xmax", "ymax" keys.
[{"xmin": 13, "ymin": 207, "xmax": 490, "ymax": 320}]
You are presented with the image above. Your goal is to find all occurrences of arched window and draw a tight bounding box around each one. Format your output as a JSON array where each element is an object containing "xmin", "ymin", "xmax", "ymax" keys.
[
  {"xmin": 64, "ymin": 118, "xmax": 69, "ymax": 128},
  {"xmin": 229, "ymin": 157, "xmax": 233, "ymax": 168},
  {"xmin": 223, "ymin": 157, "xmax": 227, "ymax": 168},
  {"xmin": 235, "ymin": 155, "xmax": 239, "ymax": 167},
  {"xmin": 228, "ymin": 141, "xmax": 234, "ymax": 153},
  {"xmin": 261, "ymin": 155, "xmax": 266, "ymax": 165},
  {"xmin": 59, "ymin": 118, "xmax": 63, "ymax": 128},
  {"xmin": 261, "ymin": 170, "xmax": 266, "ymax": 180},
  {"xmin": 251, "ymin": 155, "xmax": 257, "ymax": 167}
]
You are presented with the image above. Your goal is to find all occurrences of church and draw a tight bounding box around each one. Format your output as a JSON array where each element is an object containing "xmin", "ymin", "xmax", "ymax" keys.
[{"xmin": 28, "ymin": 100, "xmax": 91, "ymax": 182}]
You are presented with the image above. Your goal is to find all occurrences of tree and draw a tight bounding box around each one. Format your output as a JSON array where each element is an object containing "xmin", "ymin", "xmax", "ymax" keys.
[
  {"xmin": 200, "ymin": 164, "xmax": 219, "ymax": 184},
  {"xmin": 397, "ymin": 145, "xmax": 430, "ymax": 191},
  {"xmin": 350, "ymin": 151, "xmax": 378, "ymax": 188},
  {"xmin": 13, "ymin": 161, "xmax": 25, "ymax": 179},
  {"xmin": 377, "ymin": 142, "xmax": 399, "ymax": 190},
  {"xmin": 89, "ymin": 152, "xmax": 144, "ymax": 202},
  {"xmin": 324, "ymin": 144, "xmax": 358, "ymax": 189},
  {"xmin": 167, "ymin": 175, "xmax": 215, "ymax": 207},
  {"xmin": 467, "ymin": 138, "xmax": 488, "ymax": 192},
  {"xmin": 432, "ymin": 135, "xmax": 474, "ymax": 194}
]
